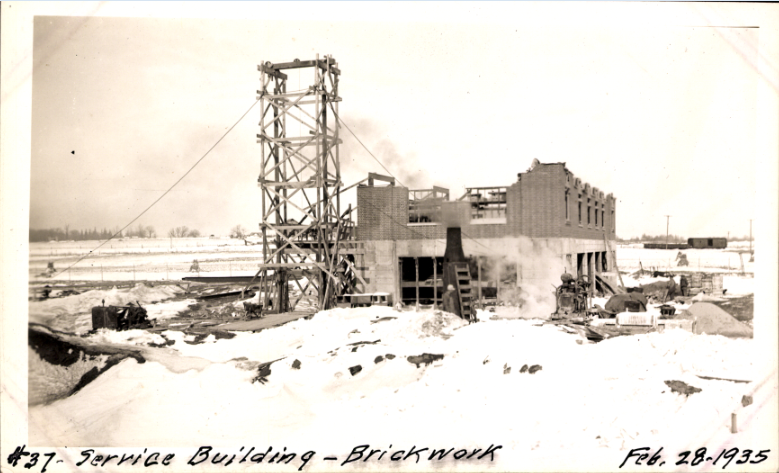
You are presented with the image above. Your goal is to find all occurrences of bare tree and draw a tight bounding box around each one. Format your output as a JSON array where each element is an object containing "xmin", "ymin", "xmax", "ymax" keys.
[
  {"xmin": 168, "ymin": 226, "xmax": 189, "ymax": 238},
  {"xmin": 230, "ymin": 225, "xmax": 247, "ymax": 239},
  {"xmin": 167, "ymin": 226, "xmax": 201, "ymax": 238}
]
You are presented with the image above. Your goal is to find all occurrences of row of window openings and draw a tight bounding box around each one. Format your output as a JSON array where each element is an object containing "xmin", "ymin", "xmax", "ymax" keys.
[
  {"xmin": 565, "ymin": 193, "xmax": 613, "ymax": 230},
  {"xmin": 410, "ymin": 197, "xmax": 610, "ymax": 227},
  {"xmin": 409, "ymin": 206, "xmax": 508, "ymax": 223}
]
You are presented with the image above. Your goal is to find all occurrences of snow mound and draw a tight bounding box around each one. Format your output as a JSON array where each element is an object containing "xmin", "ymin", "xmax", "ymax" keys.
[
  {"xmin": 678, "ymin": 302, "xmax": 753, "ymax": 338},
  {"xmin": 85, "ymin": 328, "xmax": 167, "ymax": 347}
]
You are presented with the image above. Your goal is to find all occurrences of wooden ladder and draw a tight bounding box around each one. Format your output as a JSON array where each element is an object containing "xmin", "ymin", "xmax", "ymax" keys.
[{"xmin": 454, "ymin": 263, "xmax": 474, "ymax": 320}]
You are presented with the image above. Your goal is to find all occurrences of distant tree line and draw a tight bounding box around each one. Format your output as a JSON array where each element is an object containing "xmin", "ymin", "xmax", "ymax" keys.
[
  {"xmin": 618, "ymin": 233, "xmax": 753, "ymax": 243},
  {"xmin": 29, "ymin": 223, "xmax": 157, "ymax": 242},
  {"xmin": 619, "ymin": 234, "xmax": 687, "ymax": 244},
  {"xmin": 168, "ymin": 226, "xmax": 201, "ymax": 238}
]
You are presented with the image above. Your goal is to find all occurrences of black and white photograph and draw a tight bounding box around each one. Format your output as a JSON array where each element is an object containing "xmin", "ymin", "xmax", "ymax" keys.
[{"xmin": 2, "ymin": 2, "xmax": 778, "ymax": 472}]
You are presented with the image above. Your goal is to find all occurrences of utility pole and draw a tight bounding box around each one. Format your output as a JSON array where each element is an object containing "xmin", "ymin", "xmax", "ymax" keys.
[
  {"xmin": 664, "ymin": 215, "xmax": 671, "ymax": 249},
  {"xmin": 749, "ymin": 219, "xmax": 753, "ymax": 253}
]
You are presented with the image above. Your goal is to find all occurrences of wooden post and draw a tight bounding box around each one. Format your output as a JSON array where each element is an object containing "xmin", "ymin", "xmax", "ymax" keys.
[
  {"xmin": 603, "ymin": 232, "xmax": 624, "ymax": 288},
  {"xmin": 433, "ymin": 257, "xmax": 437, "ymax": 308},
  {"xmin": 415, "ymin": 257, "xmax": 419, "ymax": 307},
  {"xmin": 495, "ymin": 263, "xmax": 500, "ymax": 303},
  {"xmin": 477, "ymin": 257, "xmax": 482, "ymax": 303},
  {"xmin": 731, "ymin": 413, "xmax": 738, "ymax": 433},
  {"xmin": 588, "ymin": 252, "xmax": 595, "ymax": 297}
]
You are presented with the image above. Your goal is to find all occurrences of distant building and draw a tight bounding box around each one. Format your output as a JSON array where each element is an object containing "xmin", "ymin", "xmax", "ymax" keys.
[
  {"xmin": 352, "ymin": 161, "xmax": 617, "ymax": 305},
  {"xmin": 687, "ymin": 237, "xmax": 727, "ymax": 249}
]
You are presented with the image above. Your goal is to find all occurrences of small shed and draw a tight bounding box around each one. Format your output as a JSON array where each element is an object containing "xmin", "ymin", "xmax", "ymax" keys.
[{"xmin": 687, "ymin": 237, "xmax": 727, "ymax": 249}]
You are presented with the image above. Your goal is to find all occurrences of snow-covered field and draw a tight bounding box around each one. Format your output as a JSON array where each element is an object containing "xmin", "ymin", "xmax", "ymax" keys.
[
  {"xmin": 29, "ymin": 237, "xmax": 264, "ymax": 282},
  {"xmin": 617, "ymin": 245, "xmax": 756, "ymax": 274},
  {"xmin": 23, "ymin": 242, "xmax": 777, "ymax": 472}
]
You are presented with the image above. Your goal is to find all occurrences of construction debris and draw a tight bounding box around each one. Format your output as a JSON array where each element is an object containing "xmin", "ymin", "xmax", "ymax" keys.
[
  {"xmin": 602, "ymin": 293, "xmax": 648, "ymax": 317},
  {"xmin": 91, "ymin": 301, "xmax": 152, "ymax": 331},
  {"xmin": 664, "ymin": 380, "xmax": 702, "ymax": 396}
]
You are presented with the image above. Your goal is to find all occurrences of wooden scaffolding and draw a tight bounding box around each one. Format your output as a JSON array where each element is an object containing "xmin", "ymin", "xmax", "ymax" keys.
[{"xmin": 254, "ymin": 55, "xmax": 356, "ymax": 313}]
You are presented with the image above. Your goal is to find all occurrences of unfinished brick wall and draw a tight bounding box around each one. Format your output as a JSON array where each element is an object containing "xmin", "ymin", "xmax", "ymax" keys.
[
  {"xmin": 355, "ymin": 185, "xmax": 409, "ymax": 241},
  {"xmin": 514, "ymin": 163, "xmax": 617, "ymax": 241},
  {"xmin": 355, "ymin": 163, "xmax": 617, "ymax": 242}
]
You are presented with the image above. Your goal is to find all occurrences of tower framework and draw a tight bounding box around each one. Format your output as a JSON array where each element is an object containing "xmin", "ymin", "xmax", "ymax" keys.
[{"xmin": 254, "ymin": 55, "xmax": 356, "ymax": 313}]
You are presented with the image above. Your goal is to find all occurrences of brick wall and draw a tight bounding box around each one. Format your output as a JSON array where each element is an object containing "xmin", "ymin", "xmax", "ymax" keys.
[{"xmin": 355, "ymin": 163, "xmax": 617, "ymax": 243}]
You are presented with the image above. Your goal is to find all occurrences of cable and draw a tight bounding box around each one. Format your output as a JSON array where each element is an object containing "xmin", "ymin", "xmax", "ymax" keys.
[
  {"xmin": 329, "ymin": 109, "xmax": 492, "ymax": 251},
  {"xmin": 51, "ymin": 98, "xmax": 261, "ymax": 279},
  {"xmin": 331, "ymin": 109, "xmax": 406, "ymax": 188}
]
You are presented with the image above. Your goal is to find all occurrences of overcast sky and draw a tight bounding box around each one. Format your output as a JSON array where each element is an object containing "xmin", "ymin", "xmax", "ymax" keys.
[{"xmin": 28, "ymin": 4, "xmax": 763, "ymax": 239}]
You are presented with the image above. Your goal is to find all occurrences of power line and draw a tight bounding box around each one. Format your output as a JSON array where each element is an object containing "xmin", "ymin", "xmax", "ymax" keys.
[
  {"xmin": 331, "ymin": 109, "xmax": 406, "ymax": 188},
  {"xmin": 51, "ymin": 98, "xmax": 261, "ymax": 279}
]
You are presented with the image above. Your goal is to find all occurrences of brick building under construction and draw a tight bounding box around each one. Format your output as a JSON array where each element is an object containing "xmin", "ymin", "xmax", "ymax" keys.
[
  {"xmin": 252, "ymin": 55, "xmax": 617, "ymax": 314},
  {"xmin": 352, "ymin": 160, "xmax": 618, "ymax": 306}
]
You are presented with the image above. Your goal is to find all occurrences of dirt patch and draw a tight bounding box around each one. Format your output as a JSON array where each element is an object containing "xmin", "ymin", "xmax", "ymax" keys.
[
  {"xmin": 407, "ymin": 353, "xmax": 444, "ymax": 368},
  {"xmin": 28, "ymin": 324, "xmax": 146, "ymax": 405},
  {"xmin": 665, "ymin": 380, "xmax": 701, "ymax": 396},
  {"xmin": 711, "ymin": 294, "xmax": 753, "ymax": 324},
  {"xmin": 252, "ymin": 358, "xmax": 285, "ymax": 384}
]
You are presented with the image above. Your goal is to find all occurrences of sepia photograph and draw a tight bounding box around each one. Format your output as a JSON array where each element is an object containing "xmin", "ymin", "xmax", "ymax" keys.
[{"xmin": 2, "ymin": 2, "xmax": 778, "ymax": 472}]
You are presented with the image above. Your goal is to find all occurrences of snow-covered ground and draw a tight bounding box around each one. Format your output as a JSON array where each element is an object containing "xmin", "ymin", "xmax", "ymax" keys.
[
  {"xmin": 24, "ymin": 243, "xmax": 777, "ymax": 471},
  {"xmin": 28, "ymin": 304, "xmax": 775, "ymax": 471},
  {"xmin": 617, "ymin": 246, "xmax": 756, "ymax": 274}
]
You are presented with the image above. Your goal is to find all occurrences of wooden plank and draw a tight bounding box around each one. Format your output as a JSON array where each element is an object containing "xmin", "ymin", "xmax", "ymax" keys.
[
  {"xmin": 261, "ymin": 223, "xmax": 335, "ymax": 230},
  {"xmin": 415, "ymin": 257, "xmax": 419, "ymax": 306},
  {"xmin": 433, "ymin": 257, "xmax": 437, "ymax": 308},
  {"xmin": 269, "ymin": 58, "xmax": 339, "ymax": 73},
  {"xmin": 368, "ymin": 172, "xmax": 396, "ymax": 186},
  {"xmin": 258, "ymin": 133, "xmax": 340, "ymax": 143},
  {"xmin": 257, "ymin": 262, "xmax": 322, "ymax": 269},
  {"xmin": 258, "ymin": 64, "xmax": 288, "ymax": 80},
  {"xmin": 262, "ymin": 90, "xmax": 312, "ymax": 99},
  {"xmin": 183, "ymin": 276, "xmax": 260, "ymax": 284},
  {"xmin": 477, "ymin": 257, "xmax": 482, "ymax": 302},
  {"xmin": 401, "ymin": 281, "xmax": 443, "ymax": 288},
  {"xmin": 603, "ymin": 231, "xmax": 625, "ymax": 288},
  {"xmin": 432, "ymin": 186, "xmax": 450, "ymax": 196},
  {"xmin": 218, "ymin": 311, "xmax": 315, "ymax": 332}
]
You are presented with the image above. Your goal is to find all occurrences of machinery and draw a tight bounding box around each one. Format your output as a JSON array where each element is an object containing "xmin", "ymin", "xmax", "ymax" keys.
[
  {"xmin": 91, "ymin": 300, "xmax": 151, "ymax": 331},
  {"xmin": 551, "ymin": 272, "xmax": 592, "ymax": 320},
  {"xmin": 344, "ymin": 292, "xmax": 392, "ymax": 308}
]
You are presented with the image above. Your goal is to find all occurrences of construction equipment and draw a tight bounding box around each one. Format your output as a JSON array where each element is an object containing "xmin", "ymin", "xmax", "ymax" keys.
[
  {"xmin": 551, "ymin": 272, "xmax": 592, "ymax": 320},
  {"xmin": 91, "ymin": 300, "xmax": 151, "ymax": 331},
  {"xmin": 344, "ymin": 292, "xmax": 392, "ymax": 308}
]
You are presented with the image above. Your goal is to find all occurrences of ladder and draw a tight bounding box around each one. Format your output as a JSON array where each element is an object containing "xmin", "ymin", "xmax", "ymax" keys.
[{"xmin": 453, "ymin": 263, "xmax": 474, "ymax": 321}]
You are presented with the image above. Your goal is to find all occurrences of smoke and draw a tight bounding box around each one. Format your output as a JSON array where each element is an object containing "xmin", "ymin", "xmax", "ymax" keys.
[
  {"xmin": 470, "ymin": 236, "xmax": 562, "ymax": 319},
  {"xmin": 339, "ymin": 116, "xmax": 430, "ymax": 189}
]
